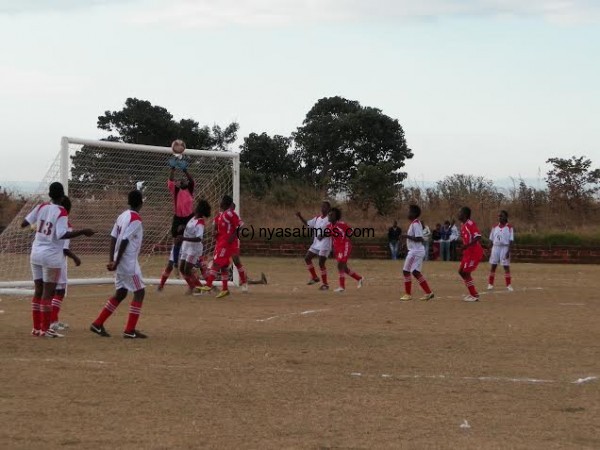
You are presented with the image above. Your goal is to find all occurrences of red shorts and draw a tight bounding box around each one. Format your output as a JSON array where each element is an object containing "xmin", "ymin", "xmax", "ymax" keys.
[
  {"xmin": 230, "ymin": 239, "xmax": 240, "ymax": 256},
  {"xmin": 333, "ymin": 242, "xmax": 351, "ymax": 263},
  {"xmin": 213, "ymin": 245, "xmax": 231, "ymax": 268},
  {"xmin": 459, "ymin": 254, "xmax": 481, "ymax": 273}
]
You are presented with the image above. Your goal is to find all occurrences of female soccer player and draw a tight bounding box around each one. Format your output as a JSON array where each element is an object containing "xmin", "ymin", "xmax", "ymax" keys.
[
  {"xmin": 326, "ymin": 207, "xmax": 364, "ymax": 292},
  {"xmin": 487, "ymin": 210, "xmax": 514, "ymax": 291},
  {"xmin": 49, "ymin": 196, "xmax": 83, "ymax": 332},
  {"xmin": 90, "ymin": 190, "xmax": 147, "ymax": 339},
  {"xmin": 296, "ymin": 201, "xmax": 332, "ymax": 290},
  {"xmin": 21, "ymin": 182, "xmax": 95, "ymax": 337},
  {"xmin": 457, "ymin": 206, "xmax": 484, "ymax": 302},
  {"xmin": 177, "ymin": 200, "xmax": 211, "ymax": 293},
  {"xmin": 400, "ymin": 205, "xmax": 435, "ymax": 301}
]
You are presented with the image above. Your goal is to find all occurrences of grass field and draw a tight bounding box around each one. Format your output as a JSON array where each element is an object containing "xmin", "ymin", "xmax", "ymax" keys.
[{"xmin": 1, "ymin": 257, "xmax": 599, "ymax": 449}]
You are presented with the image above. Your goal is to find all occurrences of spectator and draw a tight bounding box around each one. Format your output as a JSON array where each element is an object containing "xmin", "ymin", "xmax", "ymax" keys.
[
  {"xmin": 450, "ymin": 220, "xmax": 460, "ymax": 261},
  {"xmin": 422, "ymin": 221, "xmax": 432, "ymax": 261},
  {"xmin": 432, "ymin": 223, "xmax": 442, "ymax": 260},
  {"xmin": 440, "ymin": 221, "xmax": 452, "ymax": 261},
  {"xmin": 388, "ymin": 220, "xmax": 402, "ymax": 260}
]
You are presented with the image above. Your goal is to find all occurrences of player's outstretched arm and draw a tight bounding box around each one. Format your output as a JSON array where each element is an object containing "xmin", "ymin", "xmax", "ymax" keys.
[
  {"xmin": 296, "ymin": 212, "xmax": 308, "ymax": 226},
  {"xmin": 61, "ymin": 229, "xmax": 95, "ymax": 239}
]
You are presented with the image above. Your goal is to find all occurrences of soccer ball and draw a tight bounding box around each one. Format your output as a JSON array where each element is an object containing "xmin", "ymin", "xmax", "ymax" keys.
[{"xmin": 171, "ymin": 139, "xmax": 186, "ymax": 159}]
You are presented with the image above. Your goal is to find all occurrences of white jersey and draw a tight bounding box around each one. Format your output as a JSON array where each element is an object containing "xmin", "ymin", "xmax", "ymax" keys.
[
  {"xmin": 406, "ymin": 219, "xmax": 425, "ymax": 253},
  {"xmin": 181, "ymin": 217, "xmax": 205, "ymax": 256},
  {"xmin": 489, "ymin": 223, "xmax": 514, "ymax": 247},
  {"xmin": 26, "ymin": 202, "xmax": 69, "ymax": 268},
  {"xmin": 111, "ymin": 209, "xmax": 143, "ymax": 275},
  {"xmin": 307, "ymin": 214, "xmax": 331, "ymax": 251}
]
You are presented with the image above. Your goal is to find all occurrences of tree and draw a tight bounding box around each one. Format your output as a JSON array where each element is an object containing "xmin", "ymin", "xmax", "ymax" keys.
[
  {"xmin": 349, "ymin": 163, "xmax": 398, "ymax": 215},
  {"xmin": 293, "ymin": 97, "xmax": 413, "ymax": 200},
  {"xmin": 70, "ymin": 98, "xmax": 239, "ymax": 196},
  {"xmin": 240, "ymin": 133, "xmax": 294, "ymax": 184},
  {"xmin": 436, "ymin": 174, "xmax": 503, "ymax": 214},
  {"xmin": 546, "ymin": 156, "xmax": 600, "ymax": 210}
]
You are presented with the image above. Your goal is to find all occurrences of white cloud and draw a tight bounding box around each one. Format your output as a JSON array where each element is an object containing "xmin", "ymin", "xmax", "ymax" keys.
[
  {"xmin": 0, "ymin": 66, "xmax": 87, "ymax": 96},
  {"xmin": 0, "ymin": 0, "xmax": 131, "ymax": 14},
  {"xmin": 128, "ymin": 0, "xmax": 600, "ymax": 27}
]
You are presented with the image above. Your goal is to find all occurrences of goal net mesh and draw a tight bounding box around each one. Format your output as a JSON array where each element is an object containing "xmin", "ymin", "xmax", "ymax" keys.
[{"xmin": 0, "ymin": 139, "xmax": 236, "ymax": 286}]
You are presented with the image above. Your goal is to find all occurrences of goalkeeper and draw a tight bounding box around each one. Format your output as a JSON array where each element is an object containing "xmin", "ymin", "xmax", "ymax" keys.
[{"xmin": 158, "ymin": 144, "xmax": 195, "ymax": 290}]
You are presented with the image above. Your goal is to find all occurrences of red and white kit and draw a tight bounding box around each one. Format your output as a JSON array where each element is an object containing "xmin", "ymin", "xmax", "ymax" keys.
[
  {"xmin": 25, "ymin": 202, "xmax": 69, "ymax": 282},
  {"xmin": 460, "ymin": 219, "xmax": 484, "ymax": 273},
  {"xmin": 111, "ymin": 209, "xmax": 144, "ymax": 292},
  {"xmin": 403, "ymin": 219, "xmax": 426, "ymax": 273},
  {"xmin": 213, "ymin": 208, "xmax": 241, "ymax": 267},
  {"xmin": 489, "ymin": 223, "xmax": 514, "ymax": 266},
  {"xmin": 307, "ymin": 214, "xmax": 332, "ymax": 257},
  {"xmin": 328, "ymin": 221, "xmax": 352, "ymax": 263},
  {"xmin": 180, "ymin": 217, "xmax": 205, "ymax": 263}
]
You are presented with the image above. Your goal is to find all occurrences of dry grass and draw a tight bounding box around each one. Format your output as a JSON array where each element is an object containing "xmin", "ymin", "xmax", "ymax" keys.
[{"xmin": 1, "ymin": 257, "xmax": 599, "ymax": 449}]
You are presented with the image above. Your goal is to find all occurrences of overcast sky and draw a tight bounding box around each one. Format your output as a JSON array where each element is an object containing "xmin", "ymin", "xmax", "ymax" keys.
[{"xmin": 0, "ymin": 0, "xmax": 598, "ymax": 186}]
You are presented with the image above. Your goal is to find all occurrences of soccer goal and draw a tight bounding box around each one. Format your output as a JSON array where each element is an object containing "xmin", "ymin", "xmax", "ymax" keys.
[{"xmin": 0, "ymin": 137, "xmax": 240, "ymax": 293}]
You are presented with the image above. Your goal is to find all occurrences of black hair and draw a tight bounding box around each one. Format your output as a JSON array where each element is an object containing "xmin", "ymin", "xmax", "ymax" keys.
[
  {"xmin": 322, "ymin": 200, "xmax": 331, "ymax": 208},
  {"xmin": 460, "ymin": 206, "xmax": 472, "ymax": 219},
  {"xmin": 221, "ymin": 195, "xmax": 234, "ymax": 209},
  {"xmin": 196, "ymin": 199, "xmax": 211, "ymax": 217},
  {"xmin": 61, "ymin": 195, "xmax": 72, "ymax": 213},
  {"xmin": 49, "ymin": 182, "xmax": 65, "ymax": 202},
  {"xmin": 500, "ymin": 210, "xmax": 509, "ymax": 218},
  {"xmin": 128, "ymin": 190, "xmax": 144, "ymax": 208},
  {"xmin": 409, "ymin": 204, "xmax": 421, "ymax": 218},
  {"xmin": 330, "ymin": 207, "xmax": 342, "ymax": 221},
  {"xmin": 444, "ymin": 220, "xmax": 450, "ymax": 225}
]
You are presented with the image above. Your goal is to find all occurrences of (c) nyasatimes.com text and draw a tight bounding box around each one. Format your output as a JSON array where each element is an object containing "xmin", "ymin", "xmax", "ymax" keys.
[{"xmin": 236, "ymin": 225, "xmax": 375, "ymax": 241}]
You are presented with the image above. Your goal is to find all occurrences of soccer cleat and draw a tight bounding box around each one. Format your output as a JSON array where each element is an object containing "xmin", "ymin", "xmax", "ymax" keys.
[
  {"xmin": 319, "ymin": 284, "xmax": 329, "ymax": 291},
  {"xmin": 216, "ymin": 290, "xmax": 230, "ymax": 299},
  {"xmin": 90, "ymin": 323, "xmax": 111, "ymax": 337},
  {"xmin": 463, "ymin": 295, "xmax": 480, "ymax": 302},
  {"xmin": 307, "ymin": 278, "xmax": 320, "ymax": 285},
  {"xmin": 44, "ymin": 328, "xmax": 64, "ymax": 338},
  {"xmin": 156, "ymin": 285, "xmax": 164, "ymax": 292},
  {"xmin": 357, "ymin": 277, "xmax": 365, "ymax": 289},
  {"xmin": 261, "ymin": 273, "xmax": 268, "ymax": 285},
  {"xmin": 507, "ymin": 285, "xmax": 514, "ymax": 292},
  {"xmin": 241, "ymin": 283, "xmax": 249, "ymax": 293},
  {"xmin": 487, "ymin": 284, "xmax": 494, "ymax": 290},
  {"xmin": 123, "ymin": 329, "xmax": 148, "ymax": 339},
  {"xmin": 195, "ymin": 285, "xmax": 214, "ymax": 293},
  {"xmin": 334, "ymin": 287, "xmax": 345, "ymax": 293},
  {"xmin": 399, "ymin": 294, "xmax": 412, "ymax": 301},
  {"xmin": 419, "ymin": 293, "xmax": 435, "ymax": 301},
  {"xmin": 50, "ymin": 321, "xmax": 69, "ymax": 331}
]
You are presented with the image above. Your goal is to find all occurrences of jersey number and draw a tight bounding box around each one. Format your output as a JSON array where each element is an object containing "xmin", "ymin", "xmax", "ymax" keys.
[{"xmin": 37, "ymin": 220, "xmax": 53, "ymax": 236}]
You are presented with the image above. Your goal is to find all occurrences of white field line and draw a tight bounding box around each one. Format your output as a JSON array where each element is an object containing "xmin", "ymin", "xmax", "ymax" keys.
[
  {"xmin": 349, "ymin": 371, "xmax": 598, "ymax": 385},
  {"xmin": 255, "ymin": 308, "xmax": 331, "ymax": 322}
]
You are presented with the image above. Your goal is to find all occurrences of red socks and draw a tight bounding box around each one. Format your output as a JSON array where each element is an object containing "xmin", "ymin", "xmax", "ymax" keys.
[
  {"xmin": 416, "ymin": 275, "xmax": 432, "ymax": 294},
  {"xmin": 488, "ymin": 272, "xmax": 495, "ymax": 286},
  {"xmin": 338, "ymin": 271, "xmax": 346, "ymax": 289},
  {"xmin": 125, "ymin": 300, "xmax": 143, "ymax": 332},
  {"xmin": 346, "ymin": 269, "xmax": 361, "ymax": 281},
  {"xmin": 31, "ymin": 297, "xmax": 41, "ymax": 331},
  {"xmin": 93, "ymin": 297, "xmax": 120, "ymax": 326},
  {"xmin": 307, "ymin": 263, "xmax": 318, "ymax": 280},
  {"xmin": 464, "ymin": 275, "xmax": 479, "ymax": 297},
  {"xmin": 159, "ymin": 266, "xmax": 173, "ymax": 289},
  {"xmin": 321, "ymin": 268, "xmax": 328, "ymax": 286},
  {"xmin": 505, "ymin": 272, "xmax": 512, "ymax": 286},
  {"xmin": 50, "ymin": 293, "xmax": 64, "ymax": 323},
  {"xmin": 403, "ymin": 275, "xmax": 412, "ymax": 295},
  {"xmin": 221, "ymin": 268, "xmax": 229, "ymax": 291},
  {"xmin": 235, "ymin": 263, "xmax": 248, "ymax": 284}
]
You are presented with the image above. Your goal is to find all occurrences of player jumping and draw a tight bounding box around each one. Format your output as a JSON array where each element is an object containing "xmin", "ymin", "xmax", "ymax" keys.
[{"xmin": 487, "ymin": 210, "xmax": 514, "ymax": 292}]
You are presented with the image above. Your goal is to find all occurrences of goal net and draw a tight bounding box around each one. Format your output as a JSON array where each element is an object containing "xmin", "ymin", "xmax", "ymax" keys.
[{"xmin": 0, "ymin": 137, "xmax": 240, "ymax": 290}]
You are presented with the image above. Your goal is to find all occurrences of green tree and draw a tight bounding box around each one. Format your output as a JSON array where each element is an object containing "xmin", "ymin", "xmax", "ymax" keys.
[
  {"xmin": 240, "ymin": 132, "xmax": 294, "ymax": 183},
  {"xmin": 70, "ymin": 98, "xmax": 239, "ymax": 196},
  {"xmin": 293, "ymin": 97, "xmax": 413, "ymax": 199},
  {"xmin": 546, "ymin": 156, "xmax": 600, "ymax": 210},
  {"xmin": 349, "ymin": 163, "xmax": 398, "ymax": 215},
  {"xmin": 436, "ymin": 174, "xmax": 503, "ymax": 213}
]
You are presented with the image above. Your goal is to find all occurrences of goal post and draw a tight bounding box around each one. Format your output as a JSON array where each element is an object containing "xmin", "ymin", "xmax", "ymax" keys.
[{"xmin": 0, "ymin": 137, "xmax": 240, "ymax": 292}]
